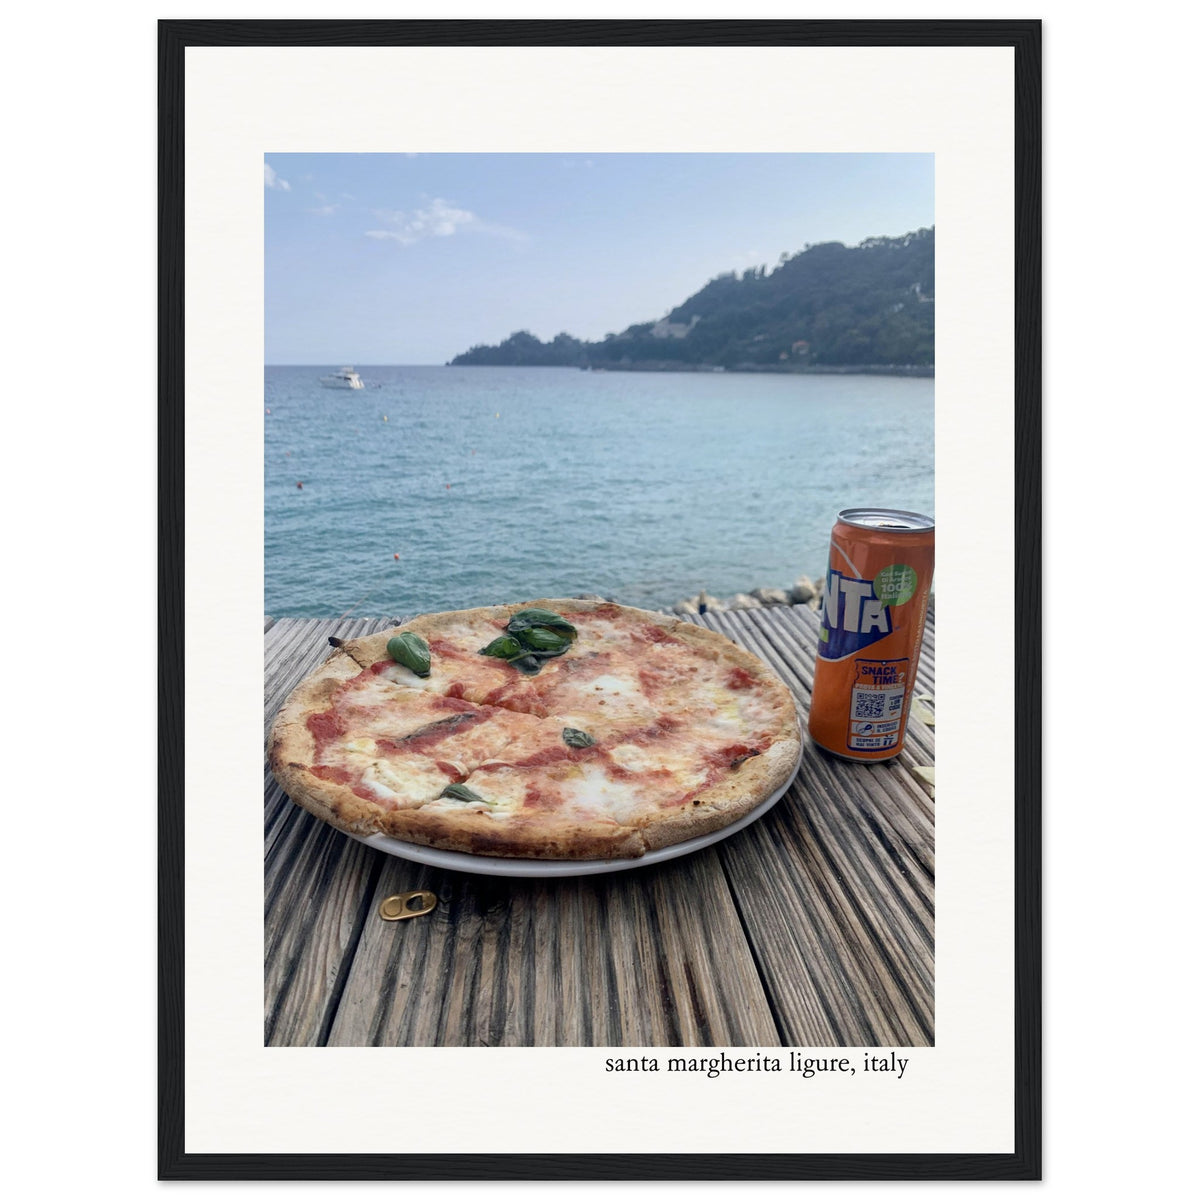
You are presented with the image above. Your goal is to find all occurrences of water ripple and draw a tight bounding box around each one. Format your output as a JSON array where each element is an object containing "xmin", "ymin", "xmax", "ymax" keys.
[{"xmin": 265, "ymin": 365, "xmax": 933, "ymax": 617}]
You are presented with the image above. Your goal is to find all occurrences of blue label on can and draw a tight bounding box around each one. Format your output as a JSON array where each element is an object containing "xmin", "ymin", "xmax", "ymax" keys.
[{"xmin": 817, "ymin": 568, "xmax": 895, "ymax": 660}]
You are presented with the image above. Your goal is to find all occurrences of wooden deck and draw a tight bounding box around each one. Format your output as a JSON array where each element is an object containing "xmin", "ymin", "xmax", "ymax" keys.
[{"xmin": 264, "ymin": 604, "xmax": 934, "ymax": 1048}]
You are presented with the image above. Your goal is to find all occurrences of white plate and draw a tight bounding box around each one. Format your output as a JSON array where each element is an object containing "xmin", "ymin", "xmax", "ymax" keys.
[{"xmin": 346, "ymin": 752, "xmax": 802, "ymax": 878}]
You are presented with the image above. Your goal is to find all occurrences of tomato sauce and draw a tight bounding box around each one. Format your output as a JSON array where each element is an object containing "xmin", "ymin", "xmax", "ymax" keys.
[
  {"xmin": 306, "ymin": 710, "xmax": 347, "ymax": 744},
  {"xmin": 634, "ymin": 622, "xmax": 682, "ymax": 646},
  {"xmin": 523, "ymin": 784, "xmax": 557, "ymax": 810},
  {"xmin": 376, "ymin": 710, "xmax": 488, "ymax": 754},
  {"xmin": 704, "ymin": 741, "xmax": 767, "ymax": 769},
  {"xmin": 516, "ymin": 744, "xmax": 597, "ymax": 768},
  {"xmin": 725, "ymin": 666, "xmax": 758, "ymax": 691},
  {"xmin": 310, "ymin": 763, "xmax": 353, "ymax": 784}
]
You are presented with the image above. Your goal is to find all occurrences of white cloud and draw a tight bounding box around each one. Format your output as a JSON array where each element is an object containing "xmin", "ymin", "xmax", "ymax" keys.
[
  {"xmin": 264, "ymin": 163, "xmax": 290, "ymax": 191},
  {"xmin": 365, "ymin": 197, "xmax": 526, "ymax": 247},
  {"xmin": 306, "ymin": 204, "xmax": 337, "ymax": 217}
]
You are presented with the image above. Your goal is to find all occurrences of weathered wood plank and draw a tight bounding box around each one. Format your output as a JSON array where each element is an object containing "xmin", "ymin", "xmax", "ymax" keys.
[
  {"xmin": 264, "ymin": 616, "xmax": 399, "ymax": 1044},
  {"xmin": 263, "ymin": 806, "xmax": 382, "ymax": 1046},
  {"xmin": 325, "ymin": 846, "xmax": 778, "ymax": 1047}
]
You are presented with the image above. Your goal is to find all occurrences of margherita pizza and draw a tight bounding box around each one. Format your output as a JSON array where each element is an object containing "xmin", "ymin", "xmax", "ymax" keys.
[{"xmin": 268, "ymin": 599, "xmax": 801, "ymax": 860}]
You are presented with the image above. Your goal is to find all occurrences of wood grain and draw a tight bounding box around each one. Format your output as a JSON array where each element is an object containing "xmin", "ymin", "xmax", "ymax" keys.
[
  {"xmin": 263, "ymin": 605, "xmax": 935, "ymax": 1048},
  {"xmin": 324, "ymin": 849, "xmax": 777, "ymax": 1047}
]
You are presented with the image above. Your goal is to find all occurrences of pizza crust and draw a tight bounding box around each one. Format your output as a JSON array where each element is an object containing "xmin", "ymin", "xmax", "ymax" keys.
[
  {"xmin": 268, "ymin": 599, "xmax": 802, "ymax": 860},
  {"xmin": 635, "ymin": 739, "xmax": 800, "ymax": 852}
]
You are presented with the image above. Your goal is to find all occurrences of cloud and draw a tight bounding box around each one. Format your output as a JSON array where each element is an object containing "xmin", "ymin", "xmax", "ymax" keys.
[
  {"xmin": 306, "ymin": 204, "xmax": 338, "ymax": 216},
  {"xmin": 264, "ymin": 163, "xmax": 290, "ymax": 191},
  {"xmin": 365, "ymin": 197, "xmax": 526, "ymax": 247}
]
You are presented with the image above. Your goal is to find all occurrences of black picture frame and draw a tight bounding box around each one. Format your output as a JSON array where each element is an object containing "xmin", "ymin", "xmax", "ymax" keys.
[{"xmin": 159, "ymin": 18, "xmax": 1040, "ymax": 1181}]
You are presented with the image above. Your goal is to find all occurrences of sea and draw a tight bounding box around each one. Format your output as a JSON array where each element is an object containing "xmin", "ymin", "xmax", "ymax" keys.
[{"xmin": 265, "ymin": 365, "xmax": 934, "ymax": 619}]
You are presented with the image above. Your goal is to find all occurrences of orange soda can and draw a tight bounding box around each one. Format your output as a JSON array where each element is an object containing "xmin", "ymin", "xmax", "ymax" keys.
[{"xmin": 808, "ymin": 508, "xmax": 935, "ymax": 761}]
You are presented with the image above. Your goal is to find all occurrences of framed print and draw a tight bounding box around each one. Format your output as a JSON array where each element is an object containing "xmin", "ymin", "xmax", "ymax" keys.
[{"xmin": 160, "ymin": 18, "xmax": 1040, "ymax": 1181}]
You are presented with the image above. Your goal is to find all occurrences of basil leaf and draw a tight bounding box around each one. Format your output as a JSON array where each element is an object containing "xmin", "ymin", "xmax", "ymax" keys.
[
  {"xmin": 440, "ymin": 783, "xmax": 483, "ymax": 803},
  {"xmin": 515, "ymin": 627, "xmax": 571, "ymax": 653},
  {"xmin": 562, "ymin": 728, "xmax": 596, "ymax": 748},
  {"xmin": 509, "ymin": 653, "xmax": 544, "ymax": 675},
  {"xmin": 506, "ymin": 608, "xmax": 577, "ymax": 637},
  {"xmin": 478, "ymin": 610, "xmax": 578, "ymax": 674},
  {"xmin": 479, "ymin": 634, "xmax": 523, "ymax": 660},
  {"xmin": 387, "ymin": 632, "xmax": 431, "ymax": 677}
]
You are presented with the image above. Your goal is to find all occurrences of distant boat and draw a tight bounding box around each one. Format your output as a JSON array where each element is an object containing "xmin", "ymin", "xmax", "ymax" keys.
[{"xmin": 319, "ymin": 367, "xmax": 365, "ymax": 390}]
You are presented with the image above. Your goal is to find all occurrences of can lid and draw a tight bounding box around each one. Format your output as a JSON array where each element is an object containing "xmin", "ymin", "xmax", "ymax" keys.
[{"xmin": 838, "ymin": 507, "xmax": 935, "ymax": 532}]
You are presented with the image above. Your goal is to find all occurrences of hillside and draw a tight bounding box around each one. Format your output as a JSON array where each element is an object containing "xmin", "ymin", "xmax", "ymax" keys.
[{"xmin": 449, "ymin": 227, "xmax": 934, "ymax": 372}]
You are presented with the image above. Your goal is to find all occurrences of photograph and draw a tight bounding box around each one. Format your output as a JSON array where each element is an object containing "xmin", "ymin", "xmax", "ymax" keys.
[
  {"xmin": 161, "ymin": 18, "xmax": 1038, "ymax": 1179},
  {"xmin": 262, "ymin": 152, "xmax": 937, "ymax": 1050}
]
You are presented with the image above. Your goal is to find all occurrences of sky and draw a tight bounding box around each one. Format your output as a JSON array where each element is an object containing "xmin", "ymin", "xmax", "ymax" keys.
[{"xmin": 265, "ymin": 153, "xmax": 933, "ymax": 365}]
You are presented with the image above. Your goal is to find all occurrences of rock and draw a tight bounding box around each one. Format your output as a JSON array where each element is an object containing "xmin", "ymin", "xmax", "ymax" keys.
[
  {"xmin": 672, "ymin": 599, "xmax": 699, "ymax": 615},
  {"xmin": 751, "ymin": 587, "xmax": 790, "ymax": 606},
  {"xmin": 789, "ymin": 576, "xmax": 816, "ymax": 605},
  {"xmin": 728, "ymin": 593, "xmax": 762, "ymax": 610}
]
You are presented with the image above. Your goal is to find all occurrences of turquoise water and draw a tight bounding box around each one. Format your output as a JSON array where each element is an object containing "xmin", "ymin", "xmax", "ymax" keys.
[{"xmin": 265, "ymin": 366, "xmax": 933, "ymax": 618}]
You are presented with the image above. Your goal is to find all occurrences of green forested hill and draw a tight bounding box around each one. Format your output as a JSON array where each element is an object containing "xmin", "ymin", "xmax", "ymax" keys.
[{"xmin": 449, "ymin": 228, "xmax": 934, "ymax": 372}]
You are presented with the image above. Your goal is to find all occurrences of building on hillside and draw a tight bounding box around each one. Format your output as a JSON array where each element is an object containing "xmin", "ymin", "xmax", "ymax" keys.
[{"xmin": 650, "ymin": 314, "xmax": 700, "ymax": 339}]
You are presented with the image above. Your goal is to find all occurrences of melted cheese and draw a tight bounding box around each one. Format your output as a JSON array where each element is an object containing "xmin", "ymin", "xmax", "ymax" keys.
[
  {"xmin": 359, "ymin": 758, "xmax": 448, "ymax": 809},
  {"xmin": 607, "ymin": 741, "xmax": 708, "ymax": 791},
  {"xmin": 541, "ymin": 673, "xmax": 655, "ymax": 729},
  {"xmin": 433, "ymin": 767, "xmax": 526, "ymax": 815},
  {"xmin": 375, "ymin": 663, "xmax": 441, "ymax": 691},
  {"xmin": 557, "ymin": 761, "xmax": 647, "ymax": 824}
]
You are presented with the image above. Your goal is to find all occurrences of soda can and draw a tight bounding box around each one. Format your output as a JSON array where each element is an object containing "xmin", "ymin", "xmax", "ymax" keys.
[{"xmin": 808, "ymin": 508, "xmax": 935, "ymax": 762}]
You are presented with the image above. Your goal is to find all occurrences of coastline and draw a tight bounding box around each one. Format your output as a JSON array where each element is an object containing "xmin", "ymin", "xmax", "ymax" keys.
[
  {"xmin": 445, "ymin": 362, "xmax": 933, "ymax": 378},
  {"xmin": 265, "ymin": 581, "xmax": 938, "ymax": 623},
  {"xmin": 663, "ymin": 576, "xmax": 822, "ymax": 616},
  {"xmin": 562, "ymin": 578, "xmax": 828, "ymax": 618},
  {"xmin": 266, "ymin": 582, "xmax": 823, "ymax": 625},
  {"xmin": 657, "ymin": 577, "xmax": 933, "ymax": 618},
  {"xmin": 581, "ymin": 362, "xmax": 933, "ymax": 378}
]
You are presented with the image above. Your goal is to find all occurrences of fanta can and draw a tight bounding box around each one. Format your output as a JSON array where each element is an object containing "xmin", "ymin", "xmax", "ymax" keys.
[{"xmin": 808, "ymin": 508, "xmax": 935, "ymax": 762}]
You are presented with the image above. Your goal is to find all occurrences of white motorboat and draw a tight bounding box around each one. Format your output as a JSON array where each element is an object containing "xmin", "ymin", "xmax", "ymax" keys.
[{"xmin": 319, "ymin": 366, "xmax": 365, "ymax": 390}]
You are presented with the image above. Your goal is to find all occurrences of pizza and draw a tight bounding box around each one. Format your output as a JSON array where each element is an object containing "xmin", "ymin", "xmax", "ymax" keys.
[{"xmin": 268, "ymin": 598, "xmax": 801, "ymax": 860}]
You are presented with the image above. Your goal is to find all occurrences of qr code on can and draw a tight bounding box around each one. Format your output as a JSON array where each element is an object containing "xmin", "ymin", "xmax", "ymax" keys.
[{"xmin": 853, "ymin": 692, "xmax": 886, "ymax": 719}]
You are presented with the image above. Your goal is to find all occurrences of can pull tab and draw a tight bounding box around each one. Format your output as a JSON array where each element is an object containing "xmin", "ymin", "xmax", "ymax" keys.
[{"xmin": 379, "ymin": 890, "xmax": 437, "ymax": 921}]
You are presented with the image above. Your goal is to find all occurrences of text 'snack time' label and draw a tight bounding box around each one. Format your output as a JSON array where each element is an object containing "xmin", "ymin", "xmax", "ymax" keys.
[{"xmin": 846, "ymin": 659, "xmax": 909, "ymax": 751}]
